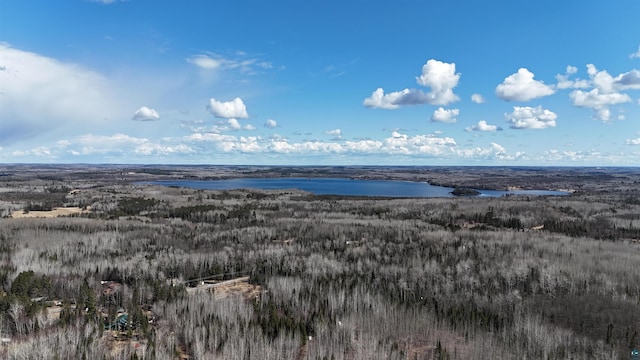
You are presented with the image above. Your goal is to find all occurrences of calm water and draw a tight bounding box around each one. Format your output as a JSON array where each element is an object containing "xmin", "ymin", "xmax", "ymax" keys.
[{"xmin": 143, "ymin": 178, "xmax": 568, "ymax": 198}]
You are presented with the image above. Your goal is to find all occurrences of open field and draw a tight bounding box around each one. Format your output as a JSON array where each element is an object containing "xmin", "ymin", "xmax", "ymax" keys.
[
  {"xmin": 10, "ymin": 207, "xmax": 87, "ymax": 219},
  {"xmin": 0, "ymin": 165, "xmax": 639, "ymax": 359}
]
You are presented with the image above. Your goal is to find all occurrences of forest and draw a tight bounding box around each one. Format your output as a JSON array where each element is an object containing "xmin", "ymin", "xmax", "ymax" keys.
[{"xmin": 0, "ymin": 165, "xmax": 639, "ymax": 359}]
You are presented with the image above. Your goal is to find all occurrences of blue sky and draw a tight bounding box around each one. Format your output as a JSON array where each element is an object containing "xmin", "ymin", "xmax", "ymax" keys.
[{"xmin": 1, "ymin": 0, "xmax": 640, "ymax": 165}]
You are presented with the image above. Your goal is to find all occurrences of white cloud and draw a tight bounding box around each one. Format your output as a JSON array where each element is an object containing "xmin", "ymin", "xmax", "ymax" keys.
[
  {"xmin": 569, "ymin": 89, "xmax": 630, "ymax": 121},
  {"xmin": 133, "ymin": 143, "xmax": 194, "ymax": 156},
  {"xmin": 630, "ymin": 46, "xmax": 640, "ymax": 59},
  {"xmin": 490, "ymin": 142, "xmax": 506, "ymax": 154},
  {"xmin": 69, "ymin": 133, "xmax": 147, "ymax": 156},
  {"xmin": 58, "ymin": 133, "xmax": 196, "ymax": 158},
  {"xmin": 363, "ymin": 88, "xmax": 430, "ymax": 109},
  {"xmin": 471, "ymin": 93, "xmax": 485, "ymax": 104},
  {"xmin": 264, "ymin": 119, "xmax": 277, "ymax": 128},
  {"xmin": 614, "ymin": 69, "xmax": 640, "ymax": 90},
  {"xmin": 10, "ymin": 146, "xmax": 52, "ymax": 158},
  {"xmin": 626, "ymin": 138, "xmax": 640, "ymax": 145},
  {"xmin": 415, "ymin": 59, "xmax": 461, "ymax": 105},
  {"xmin": 594, "ymin": 108, "xmax": 611, "ymax": 122},
  {"xmin": 364, "ymin": 59, "xmax": 460, "ymax": 109},
  {"xmin": 187, "ymin": 53, "xmax": 273, "ymax": 74},
  {"xmin": 207, "ymin": 97, "xmax": 249, "ymax": 119},
  {"xmin": 180, "ymin": 129, "xmax": 509, "ymax": 159},
  {"xmin": 4, "ymin": 128, "xmax": 516, "ymax": 162},
  {"xmin": 567, "ymin": 65, "xmax": 638, "ymax": 121},
  {"xmin": 132, "ymin": 106, "xmax": 160, "ymax": 121},
  {"xmin": 586, "ymin": 64, "xmax": 640, "ymax": 93},
  {"xmin": 227, "ymin": 118, "xmax": 242, "ymax": 130},
  {"xmin": 495, "ymin": 68, "xmax": 555, "ymax": 101},
  {"xmin": 431, "ymin": 107, "xmax": 459, "ymax": 123},
  {"xmin": 505, "ymin": 106, "xmax": 557, "ymax": 129},
  {"xmin": 187, "ymin": 55, "xmax": 222, "ymax": 70},
  {"xmin": 0, "ymin": 44, "xmax": 117, "ymax": 144},
  {"xmin": 382, "ymin": 131, "xmax": 457, "ymax": 155},
  {"xmin": 539, "ymin": 149, "xmax": 606, "ymax": 163},
  {"xmin": 324, "ymin": 129, "xmax": 342, "ymax": 139},
  {"xmin": 466, "ymin": 120, "xmax": 502, "ymax": 132},
  {"xmin": 206, "ymin": 118, "xmax": 254, "ymax": 132},
  {"xmin": 570, "ymin": 88, "xmax": 631, "ymax": 107},
  {"xmin": 556, "ymin": 65, "xmax": 590, "ymax": 90}
]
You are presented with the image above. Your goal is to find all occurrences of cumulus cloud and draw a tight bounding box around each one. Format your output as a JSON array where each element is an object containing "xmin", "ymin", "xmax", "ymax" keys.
[
  {"xmin": 495, "ymin": 68, "xmax": 555, "ymax": 101},
  {"xmin": 431, "ymin": 107, "xmax": 459, "ymax": 123},
  {"xmin": 586, "ymin": 64, "xmax": 640, "ymax": 92},
  {"xmin": 466, "ymin": 120, "xmax": 502, "ymax": 132},
  {"xmin": 556, "ymin": 65, "xmax": 590, "ymax": 90},
  {"xmin": 183, "ymin": 129, "xmax": 475, "ymax": 158},
  {"xmin": 566, "ymin": 64, "xmax": 638, "ymax": 121},
  {"xmin": 615, "ymin": 69, "xmax": 640, "ymax": 90},
  {"xmin": 505, "ymin": 106, "xmax": 557, "ymax": 129},
  {"xmin": 132, "ymin": 106, "xmax": 160, "ymax": 121},
  {"xmin": 364, "ymin": 59, "xmax": 460, "ymax": 109},
  {"xmin": 630, "ymin": 46, "xmax": 640, "ymax": 59},
  {"xmin": 415, "ymin": 59, "xmax": 461, "ymax": 105},
  {"xmin": 382, "ymin": 131, "xmax": 456, "ymax": 155},
  {"xmin": 207, "ymin": 97, "xmax": 249, "ymax": 119},
  {"xmin": 363, "ymin": 88, "xmax": 432, "ymax": 109},
  {"xmin": 569, "ymin": 89, "xmax": 630, "ymax": 108},
  {"xmin": 569, "ymin": 89, "xmax": 630, "ymax": 121},
  {"xmin": 264, "ymin": 119, "xmax": 277, "ymax": 128},
  {"xmin": 5, "ymin": 128, "xmax": 515, "ymax": 162},
  {"xmin": 324, "ymin": 129, "xmax": 342, "ymax": 139},
  {"xmin": 626, "ymin": 138, "xmax": 640, "ymax": 145},
  {"xmin": 471, "ymin": 93, "xmax": 485, "ymax": 104},
  {"xmin": 224, "ymin": 119, "xmax": 255, "ymax": 131},
  {"xmin": 490, "ymin": 142, "xmax": 506, "ymax": 154},
  {"xmin": 0, "ymin": 44, "xmax": 117, "ymax": 144},
  {"xmin": 227, "ymin": 118, "xmax": 242, "ymax": 130}
]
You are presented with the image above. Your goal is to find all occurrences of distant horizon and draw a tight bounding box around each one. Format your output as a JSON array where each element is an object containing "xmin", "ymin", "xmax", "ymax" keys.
[
  {"xmin": 2, "ymin": 162, "xmax": 639, "ymax": 169},
  {"xmin": 2, "ymin": 1, "xmax": 640, "ymax": 165}
]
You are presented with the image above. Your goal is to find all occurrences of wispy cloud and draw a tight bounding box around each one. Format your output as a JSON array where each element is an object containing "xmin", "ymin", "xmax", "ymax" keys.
[
  {"xmin": 0, "ymin": 44, "xmax": 118, "ymax": 144},
  {"xmin": 471, "ymin": 93, "xmax": 485, "ymax": 104},
  {"xmin": 187, "ymin": 52, "xmax": 273, "ymax": 74}
]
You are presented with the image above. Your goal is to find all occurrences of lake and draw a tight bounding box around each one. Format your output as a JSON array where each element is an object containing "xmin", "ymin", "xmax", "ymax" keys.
[{"xmin": 143, "ymin": 178, "xmax": 569, "ymax": 198}]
